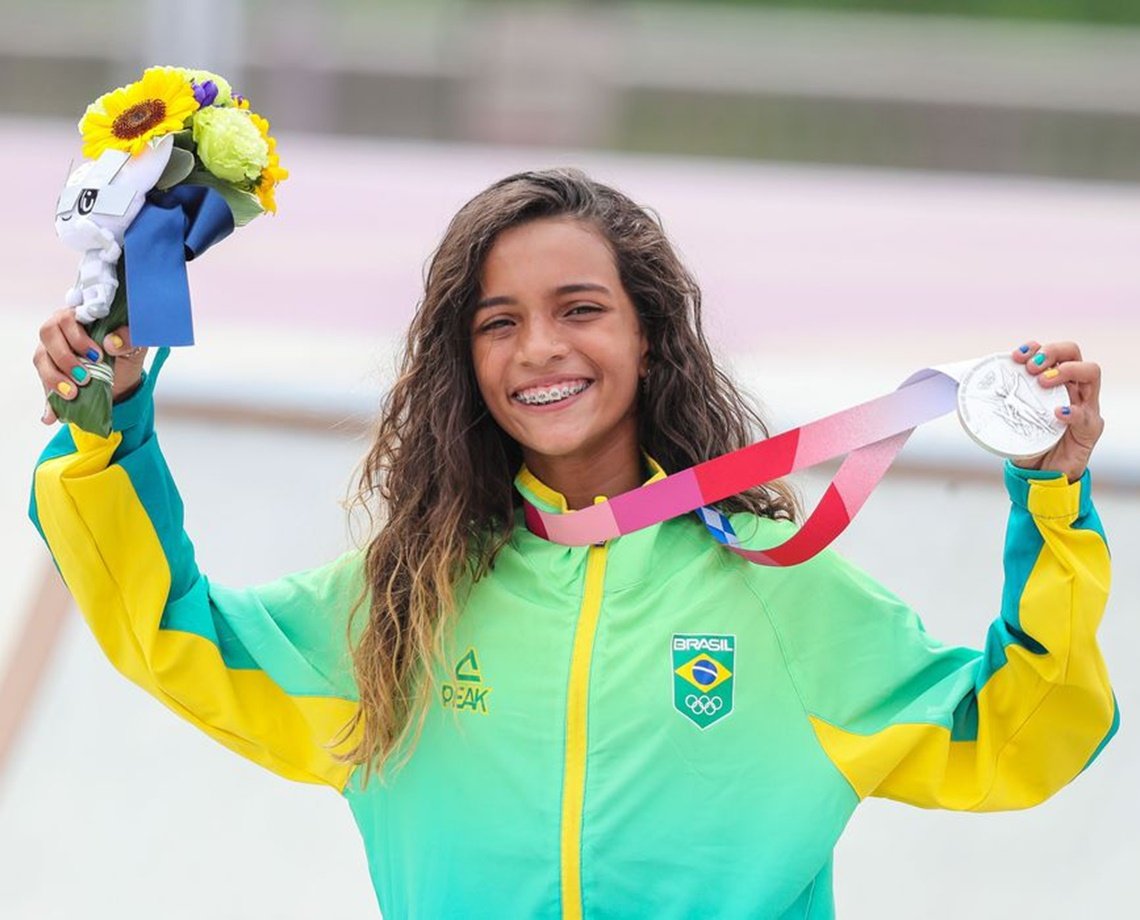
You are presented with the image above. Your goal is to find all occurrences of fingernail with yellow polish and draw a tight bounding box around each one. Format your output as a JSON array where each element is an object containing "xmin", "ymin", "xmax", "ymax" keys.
[
  {"xmin": 1043, "ymin": 368, "xmax": 1059, "ymax": 379},
  {"xmin": 108, "ymin": 334, "xmax": 123, "ymax": 350},
  {"xmin": 56, "ymin": 381, "xmax": 74, "ymax": 397}
]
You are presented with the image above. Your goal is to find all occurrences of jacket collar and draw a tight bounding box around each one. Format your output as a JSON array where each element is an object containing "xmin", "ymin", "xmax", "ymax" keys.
[
  {"xmin": 508, "ymin": 455, "xmax": 674, "ymax": 594},
  {"xmin": 514, "ymin": 455, "xmax": 667, "ymax": 515}
]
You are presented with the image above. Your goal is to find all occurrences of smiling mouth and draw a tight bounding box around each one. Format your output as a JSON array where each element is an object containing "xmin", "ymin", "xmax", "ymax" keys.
[{"xmin": 511, "ymin": 379, "xmax": 593, "ymax": 406}]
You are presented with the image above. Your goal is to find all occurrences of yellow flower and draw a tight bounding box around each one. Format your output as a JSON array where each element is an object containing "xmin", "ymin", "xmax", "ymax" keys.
[
  {"xmin": 255, "ymin": 161, "xmax": 289, "ymax": 214},
  {"xmin": 249, "ymin": 111, "xmax": 288, "ymax": 214},
  {"xmin": 248, "ymin": 112, "xmax": 271, "ymax": 139},
  {"xmin": 79, "ymin": 66, "xmax": 199, "ymax": 159}
]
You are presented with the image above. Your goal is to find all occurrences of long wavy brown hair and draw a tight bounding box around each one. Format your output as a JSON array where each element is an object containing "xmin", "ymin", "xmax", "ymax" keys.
[{"xmin": 343, "ymin": 168, "xmax": 797, "ymax": 777}]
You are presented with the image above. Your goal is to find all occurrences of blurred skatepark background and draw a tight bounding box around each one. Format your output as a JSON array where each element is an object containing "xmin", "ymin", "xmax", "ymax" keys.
[{"xmin": 1, "ymin": 1, "xmax": 1137, "ymax": 917}]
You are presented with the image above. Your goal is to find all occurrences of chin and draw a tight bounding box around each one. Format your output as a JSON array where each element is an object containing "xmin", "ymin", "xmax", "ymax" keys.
[
  {"xmin": 516, "ymin": 435, "xmax": 593, "ymax": 462},
  {"xmin": 507, "ymin": 420, "xmax": 598, "ymax": 461}
]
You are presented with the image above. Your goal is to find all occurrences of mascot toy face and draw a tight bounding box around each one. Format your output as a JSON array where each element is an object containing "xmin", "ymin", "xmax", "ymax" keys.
[
  {"xmin": 55, "ymin": 134, "xmax": 173, "ymax": 322},
  {"xmin": 55, "ymin": 133, "xmax": 173, "ymax": 250}
]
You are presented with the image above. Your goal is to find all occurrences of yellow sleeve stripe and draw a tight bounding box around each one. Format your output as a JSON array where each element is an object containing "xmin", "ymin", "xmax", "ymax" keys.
[
  {"xmin": 34, "ymin": 432, "xmax": 359, "ymax": 790},
  {"xmin": 810, "ymin": 638, "xmax": 1113, "ymax": 811}
]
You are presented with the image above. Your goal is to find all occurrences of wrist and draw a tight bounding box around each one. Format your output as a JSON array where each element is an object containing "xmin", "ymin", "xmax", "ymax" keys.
[
  {"xmin": 112, "ymin": 378, "xmax": 144, "ymax": 404},
  {"xmin": 109, "ymin": 370, "xmax": 154, "ymax": 441}
]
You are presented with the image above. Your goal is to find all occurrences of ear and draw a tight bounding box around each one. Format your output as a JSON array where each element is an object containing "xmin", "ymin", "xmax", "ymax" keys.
[{"xmin": 637, "ymin": 329, "xmax": 650, "ymax": 379}]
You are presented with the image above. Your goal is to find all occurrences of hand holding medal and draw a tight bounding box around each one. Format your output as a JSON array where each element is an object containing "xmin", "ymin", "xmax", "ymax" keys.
[
  {"xmin": 37, "ymin": 65, "xmax": 287, "ymax": 436},
  {"xmin": 1008, "ymin": 340, "xmax": 1104, "ymax": 483}
]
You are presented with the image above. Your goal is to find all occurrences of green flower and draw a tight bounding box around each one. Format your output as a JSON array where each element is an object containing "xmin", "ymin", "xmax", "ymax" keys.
[
  {"xmin": 177, "ymin": 67, "xmax": 233, "ymax": 106},
  {"xmin": 192, "ymin": 106, "xmax": 269, "ymax": 184}
]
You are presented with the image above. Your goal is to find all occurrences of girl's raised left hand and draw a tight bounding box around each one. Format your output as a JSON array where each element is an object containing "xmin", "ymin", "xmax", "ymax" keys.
[{"xmin": 1011, "ymin": 340, "xmax": 1104, "ymax": 482}]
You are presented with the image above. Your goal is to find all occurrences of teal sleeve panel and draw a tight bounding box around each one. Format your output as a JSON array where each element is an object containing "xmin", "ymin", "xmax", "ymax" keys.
[{"xmin": 758, "ymin": 462, "xmax": 1115, "ymax": 811}]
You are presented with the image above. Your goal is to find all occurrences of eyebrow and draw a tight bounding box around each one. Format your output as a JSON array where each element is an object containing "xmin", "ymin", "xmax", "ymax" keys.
[{"xmin": 474, "ymin": 283, "xmax": 612, "ymax": 311}]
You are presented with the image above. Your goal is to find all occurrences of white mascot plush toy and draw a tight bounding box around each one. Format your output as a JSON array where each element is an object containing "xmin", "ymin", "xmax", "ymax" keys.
[{"xmin": 54, "ymin": 134, "xmax": 174, "ymax": 323}]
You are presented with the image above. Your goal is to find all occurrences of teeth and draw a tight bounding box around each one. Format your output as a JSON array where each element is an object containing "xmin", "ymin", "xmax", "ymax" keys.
[{"xmin": 514, "ymin": 381, "xmax": 590, "ymax": 405}]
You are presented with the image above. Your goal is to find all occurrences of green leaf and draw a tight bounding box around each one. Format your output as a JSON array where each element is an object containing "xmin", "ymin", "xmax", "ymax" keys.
[
  {"xmin": 184, "ymin": 168, "xmax": 264, "ymax": 226},
  {"xmin": 154, "ymin": 147, "xmax": 197, "ymax": 190},
  {"xmin": 171, "ymin": 129, "xmax": 195, "ymax": 151},
  {"xmin": 49, "ymin": 377, "xmax": 113, "ymax": 438}
]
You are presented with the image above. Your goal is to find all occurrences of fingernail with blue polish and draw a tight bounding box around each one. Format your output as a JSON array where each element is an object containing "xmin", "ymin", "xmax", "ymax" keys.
[
  {"xmin": 70, "ymin": 365, "xmax": 89, "ymax": 383},
  {"xmin": 86, "ymin": 348, "xmax": 100, "ymax": 362},
  {"xmin": 1018, "ymin": 344, "xmax": 1030, "ymax": 354},
  {"xmin": 1061, "ymin": 406, "xmax": 1071, "ymax": 416},
  {"xmin": 1033, "ymin": 353, "xmax": 1046, "ymax": 366}
]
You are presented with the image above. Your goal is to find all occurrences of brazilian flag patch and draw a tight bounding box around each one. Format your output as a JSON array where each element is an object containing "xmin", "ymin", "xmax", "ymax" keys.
[{"xmin": 672, "ymin": 634, "xmax": 735, "ymax": 730}]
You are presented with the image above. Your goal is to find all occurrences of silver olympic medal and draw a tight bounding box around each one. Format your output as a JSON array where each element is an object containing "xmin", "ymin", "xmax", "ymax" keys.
[{"xmin": 956, "ymin": 353, "xmax": 1069, "ymax": 460}]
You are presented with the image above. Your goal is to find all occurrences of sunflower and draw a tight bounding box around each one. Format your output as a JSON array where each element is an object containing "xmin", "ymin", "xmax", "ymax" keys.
[
  {"xmin": 79, "ymin": 66, "xmax": 199, "ymax": 159},
  {"xmin": 249, "ymin": 111, "xmax": 289, "ymax": 214}
]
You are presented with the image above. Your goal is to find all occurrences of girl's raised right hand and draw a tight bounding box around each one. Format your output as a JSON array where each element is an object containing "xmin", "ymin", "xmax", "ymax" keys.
[{"xmin": 34, "ymin": 307, "xmax": 148, "ymax": 424}]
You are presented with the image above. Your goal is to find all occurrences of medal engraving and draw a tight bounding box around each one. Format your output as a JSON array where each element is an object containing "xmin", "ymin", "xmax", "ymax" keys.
[{"xmin": 956, "ymin": 354, "xmax": 1069, "ymax": 459}]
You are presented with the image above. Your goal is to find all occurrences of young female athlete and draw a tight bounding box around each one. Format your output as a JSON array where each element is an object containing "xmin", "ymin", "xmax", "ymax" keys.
[{"xmin": 30, "ymin": 169, "xmax": 1114, "ymax": 918}]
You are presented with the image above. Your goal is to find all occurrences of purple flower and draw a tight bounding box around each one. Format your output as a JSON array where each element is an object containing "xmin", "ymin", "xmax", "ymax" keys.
[{"xmin": 192, "ymin": 79, "xmax": 219, "ymax": 108}]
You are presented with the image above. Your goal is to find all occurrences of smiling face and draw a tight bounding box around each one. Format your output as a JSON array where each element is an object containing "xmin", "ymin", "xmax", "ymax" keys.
[{"xmin": 471, "ymin": 217, "xmax": 649, "ymax": 479}]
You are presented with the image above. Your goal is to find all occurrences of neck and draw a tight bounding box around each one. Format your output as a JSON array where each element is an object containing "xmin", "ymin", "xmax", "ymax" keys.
[{"xmin": 524, "ymin": 434, "xmax": 644, "ymax": 511}]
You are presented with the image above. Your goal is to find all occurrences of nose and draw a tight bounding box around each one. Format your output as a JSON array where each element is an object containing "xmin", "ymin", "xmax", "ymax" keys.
[{"xmin": 516, "ymin": 314, "xmax": 568, "ymax": 367}]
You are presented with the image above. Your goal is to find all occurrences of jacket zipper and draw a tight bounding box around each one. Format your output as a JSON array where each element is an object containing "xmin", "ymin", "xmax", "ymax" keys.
[{"xmin": 559, "ymin": 541, "xmax": 608, "ymax": 920}]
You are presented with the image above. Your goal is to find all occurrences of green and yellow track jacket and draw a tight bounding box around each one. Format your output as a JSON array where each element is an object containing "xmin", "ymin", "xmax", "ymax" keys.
[{"xmin": 29, "ymin": 365, "xmax": 1117, "ymax": 919}]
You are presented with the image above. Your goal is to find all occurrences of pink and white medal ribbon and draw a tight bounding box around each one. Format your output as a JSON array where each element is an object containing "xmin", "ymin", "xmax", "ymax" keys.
[{"xmin": 521, "ymin": 354, "xmax": 1069, "ymax": 566}]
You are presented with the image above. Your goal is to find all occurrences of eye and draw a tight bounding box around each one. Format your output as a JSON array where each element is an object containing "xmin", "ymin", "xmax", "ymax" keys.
[
  {"xmin": 567, "ymin": 303, "xmax": 603, "ymax": 317},
  {"xmin": 477, "ymin": 316, "xmax": 514, "ymax": 333},
  {"xmin": 77, "ymin": 189, "xmax": 99, "ymax": 215}
]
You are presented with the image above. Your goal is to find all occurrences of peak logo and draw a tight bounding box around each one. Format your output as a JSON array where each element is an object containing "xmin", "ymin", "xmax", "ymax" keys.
[{"xmin": 440, "ymin": 647, "xmax": 492, "ymax": 715}]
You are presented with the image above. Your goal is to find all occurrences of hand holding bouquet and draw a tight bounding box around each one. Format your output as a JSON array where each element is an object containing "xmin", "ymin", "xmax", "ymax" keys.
[{"xmin": 45, "ymin": 65, "xmax": 286, "ymax": 435}]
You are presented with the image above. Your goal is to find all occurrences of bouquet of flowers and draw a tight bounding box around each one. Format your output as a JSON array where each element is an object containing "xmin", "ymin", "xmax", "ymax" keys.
[{"xmin": 51, "ymin": 65, "xmax": 287, "ymax": 435}]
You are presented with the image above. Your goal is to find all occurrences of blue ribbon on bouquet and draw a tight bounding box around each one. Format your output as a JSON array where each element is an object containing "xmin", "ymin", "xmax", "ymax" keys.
[{"xmin": 122, "ymin": 185, "xmax": 234, "ymax": 346}]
